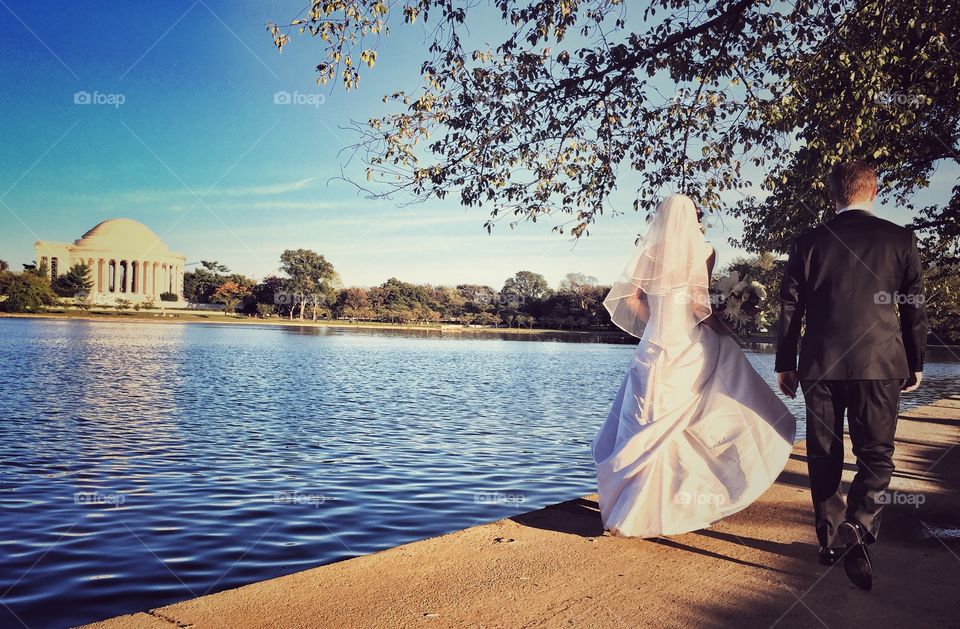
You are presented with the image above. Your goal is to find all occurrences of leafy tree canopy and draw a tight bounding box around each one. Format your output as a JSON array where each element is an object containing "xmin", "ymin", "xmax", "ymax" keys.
[
  {"xmin": 269, "ymin": 0, "xmax": 959, "ymax": 265},
  {"xmin": 502, "ymin": 270, "xmax": 550, "ymax": 302},
  {"xmin": 51, "ymin": 262, "xmax": 93, "ymax": 298},
  {"xmin": 279, "ymin": 248, "xmax": 341, "ymax": 319},
  {"xmin": 211, "ymin": 280, "xmax": 253, "ymax": 314},
  {"xmin": 2, "ymin": 272, "xmax": 55, "ymax": 312},
  {"xmin": 200, "ymin": 260, "xmax": 230, "ymax": 273}
]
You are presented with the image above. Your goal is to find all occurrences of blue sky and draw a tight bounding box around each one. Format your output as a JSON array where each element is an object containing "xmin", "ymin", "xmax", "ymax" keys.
[{"xmin": 0, "ymin": 1, "xmax": 954, "ymax": 289}]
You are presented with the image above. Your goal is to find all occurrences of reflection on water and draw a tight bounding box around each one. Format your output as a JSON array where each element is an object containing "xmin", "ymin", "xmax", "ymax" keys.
[{"xmin": 0, "ymin": 318, "xmax": 956, "ymax": 628}]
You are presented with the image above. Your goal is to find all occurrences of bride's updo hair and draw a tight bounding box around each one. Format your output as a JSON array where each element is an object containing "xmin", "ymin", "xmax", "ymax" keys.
[{"xmin": 647, "ymin": 194, "xmax": 704, "ymax": 226}]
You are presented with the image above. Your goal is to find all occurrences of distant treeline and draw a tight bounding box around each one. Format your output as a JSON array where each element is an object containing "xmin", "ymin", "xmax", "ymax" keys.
[
  {"xmin": 3, "ymin": 248, "xmax": 956, "ymax": 343},
  {"xmin": 185, "ymin": 254, "xmax": 610, "ymax": 330},
  {"xmin": 178, "ymin": 248, "xmax": 960, "ymax": 343}
]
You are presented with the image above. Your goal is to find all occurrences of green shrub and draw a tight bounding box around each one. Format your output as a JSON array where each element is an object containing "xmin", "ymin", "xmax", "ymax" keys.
[
  {"xmin": 51, "ymin": 262, "xmax": 93, "ymax": 298},
  {"xmin": 2, "ymin": 273, "xmax": 55, "ymax": 312}
]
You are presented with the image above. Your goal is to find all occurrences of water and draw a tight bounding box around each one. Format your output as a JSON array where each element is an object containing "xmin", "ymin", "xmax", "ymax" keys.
[{"xmin": 0, "ymin": 318, "xmax": 956, "ymax": 628}]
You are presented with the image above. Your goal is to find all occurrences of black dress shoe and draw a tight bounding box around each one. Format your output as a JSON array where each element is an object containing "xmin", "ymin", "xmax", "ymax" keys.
[
  {"xmin": 818, "ymin": 547, "xmax": 844, "ymax": 566},
  {"xmin": 838, "ymin": 520, "xmax": 873, "ymax": 590}
]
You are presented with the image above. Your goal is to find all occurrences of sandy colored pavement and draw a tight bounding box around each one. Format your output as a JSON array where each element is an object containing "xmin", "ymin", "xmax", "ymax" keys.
[{"xmin": 85, "ymin": 397, "xmax": 960, "ymax": 629}]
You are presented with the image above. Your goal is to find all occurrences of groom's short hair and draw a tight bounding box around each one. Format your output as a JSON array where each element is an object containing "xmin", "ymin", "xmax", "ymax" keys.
[{"xmin": 827, "ymin": 160, "xmax": 877, "ymax": 205}]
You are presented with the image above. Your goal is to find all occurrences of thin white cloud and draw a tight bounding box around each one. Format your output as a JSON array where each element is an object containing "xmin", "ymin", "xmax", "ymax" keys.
[
  {"xmin": 75, "ymin": 177, "xmax": 319, "ymax": 206},
  {"xmin": 243, "ymin": 199, "xmax": 351, "ymax": 211},
  {"xmin": 217, "ymin": 177, "xmax": 317, "ymax": 196}
]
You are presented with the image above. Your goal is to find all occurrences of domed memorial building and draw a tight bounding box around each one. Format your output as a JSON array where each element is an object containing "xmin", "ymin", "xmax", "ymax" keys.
[{"xmin": 34, "ymin": 218, "xmax": 186, "ymax": 304}]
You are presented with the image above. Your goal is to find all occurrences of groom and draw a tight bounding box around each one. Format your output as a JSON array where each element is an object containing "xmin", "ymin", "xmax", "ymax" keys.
[{"xmin": 774, "ymin": 160, "xmax": 928, "ymax": 590}]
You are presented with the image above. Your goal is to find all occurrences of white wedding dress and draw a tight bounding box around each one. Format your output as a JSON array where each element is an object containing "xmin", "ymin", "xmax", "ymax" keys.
[{"xmin": 593, "ymin": 195, "xmax": 796, "ymax": 538}]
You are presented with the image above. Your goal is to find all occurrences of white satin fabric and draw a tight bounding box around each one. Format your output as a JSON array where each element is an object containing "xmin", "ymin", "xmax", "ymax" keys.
[{"xmin": 593, "ymin": 284, "xmax": 796, "ymax": 538}]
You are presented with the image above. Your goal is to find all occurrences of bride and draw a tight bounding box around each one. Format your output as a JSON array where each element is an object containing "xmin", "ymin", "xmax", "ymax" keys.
[{"xmin": 593, "ymin": 194, "xmax": 797, "ymax": 538}]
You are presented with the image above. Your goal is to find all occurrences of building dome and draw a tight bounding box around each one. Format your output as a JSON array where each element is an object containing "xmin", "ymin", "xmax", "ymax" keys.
[{"xmin": 74, "ymin": 218, "xmax": 167, "ymax": 253}]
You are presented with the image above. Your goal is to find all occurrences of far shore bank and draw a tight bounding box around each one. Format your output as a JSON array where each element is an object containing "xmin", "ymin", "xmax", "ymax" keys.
[
  {"xmin": 0, "ymin": 310, "xmax": 628, "ymax": 339},
  {"xmin": 85, "ymin": 397, "xmax": 960, "ymax": 628},
  {"xmin": 0, "ymin": 311, "xmax": 791, "ymax": 345},
  {"xmin": 4, "ymin": 312, "xmax": 957, "ymax": 352}
]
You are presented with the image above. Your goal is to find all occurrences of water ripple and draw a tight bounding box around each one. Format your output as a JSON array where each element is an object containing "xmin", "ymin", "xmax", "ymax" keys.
[{"xmin": 0, "ymin": 318, "xmax": 956, "ymax": 628}]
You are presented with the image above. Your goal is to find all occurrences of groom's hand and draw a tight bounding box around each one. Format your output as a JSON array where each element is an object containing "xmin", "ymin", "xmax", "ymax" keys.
[
  {"xmin": 777, "ymin": 371, "xmax": 799, "ymax": 399},
  {"xmin": 901, "ymin": 371, "xmax": 923, "ymax": 393}
]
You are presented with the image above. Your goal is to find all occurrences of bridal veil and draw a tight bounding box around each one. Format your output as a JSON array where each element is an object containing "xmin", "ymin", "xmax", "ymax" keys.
[{"xmin": 602, "ymin": 194, "xmax": 712, "ymax": 347}]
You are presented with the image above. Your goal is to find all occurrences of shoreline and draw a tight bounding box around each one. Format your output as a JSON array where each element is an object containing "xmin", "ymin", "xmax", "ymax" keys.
[
  {"xmin": 84, "ymin": 397, "xmax": 960, "ymax": 628},
  {"xmin": 4, "ymin": 312, "xmax": 957, "ymax": 352},
  {"xmin": 0, "ymin": 310, "xmax": 643, "ymax": 342},
  {"xmin": 0, "ymin": 311, "xmax": 785, "ymax": 346}
]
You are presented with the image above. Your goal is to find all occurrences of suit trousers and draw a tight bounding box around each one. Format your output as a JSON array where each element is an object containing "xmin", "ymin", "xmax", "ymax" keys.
[{"xmin": 800, "ymin": 379, "xmax": 901, "ymax": 547}]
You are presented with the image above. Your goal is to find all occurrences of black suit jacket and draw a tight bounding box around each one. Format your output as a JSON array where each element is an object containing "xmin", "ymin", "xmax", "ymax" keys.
[{"xmin": 775, "ymin": 209, "xmax": 927, "ymax": 380}]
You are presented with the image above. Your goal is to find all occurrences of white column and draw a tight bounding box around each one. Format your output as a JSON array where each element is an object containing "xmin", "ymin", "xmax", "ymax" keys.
[{"xmin": 112, "ymin": 260, "xmax": 119, "ymax": 293}]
